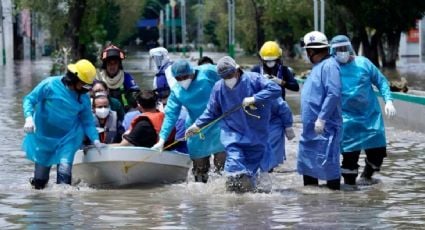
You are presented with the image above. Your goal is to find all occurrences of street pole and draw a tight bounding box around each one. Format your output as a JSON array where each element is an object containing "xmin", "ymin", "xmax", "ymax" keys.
[
  {"xmin": 313, "ymin": 0, "xmax": 318, "ymax": 31},
  {"xmin": 320, "ymin": 0, "xmax": 325, "ymax": 33},
  {"xmin": 170, "ymin": 0, "xmax": 176, "ymax": 53},
  {"xmin": 165, "ymin": 4, "xmax": 170, "ymax": 48},
  {"xmin": 227, "ymin": 0, "xmax": 235, "ymax": 58},
  {"xmin": 180, "ymin": 0, "xmax": 186, "ymax": 56},
  {"xmin": 0, "ymin": 0, "xmax": 5, "ymax": 65},
  {"xmin": 197, "ymin": 0, "xmax": 204, "ymax": 59},
  {"xmin": 159, "ymin": 9, "xmax": 164, "ymax": 46}
]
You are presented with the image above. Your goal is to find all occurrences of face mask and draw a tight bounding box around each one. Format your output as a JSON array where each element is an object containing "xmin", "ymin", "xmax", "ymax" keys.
[
  {"xmin": 95, "ymin": 107, "xmax": 110, "ymax": 119},
  {"xmin": 265, "ymin": 61, "xmax": 276, "ymax": 68},
  {"xmin": 336, "ymin": 51, "xmax": 350, "ymax": 63},
  {"xmin": 178, "ymin": 79, "xmax": 192, "ymax": 90},
  {"xmin": 224, "ymin": 77, "xmax": 238, "ymax": 89}
]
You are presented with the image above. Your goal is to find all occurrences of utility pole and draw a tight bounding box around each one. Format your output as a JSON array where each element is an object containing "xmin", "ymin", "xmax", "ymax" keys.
[
  {"xmin": 159, "ymin": 9, "xmax": 164, "ymax": 46},
  {"xmin": 197, "ymin": 0, "xmax": 204, "ymax": 59},
  {"xmin": 180, "ymin": 0, "xmax": 186, "ymax": 56},
  {"xmin": 170, "ymin": 0, "xmax": 176, "ymax": 53},
  {"xmin": 227, "ymin": 0, "xmax": 235, "ymax": 58},
  {"xmin": 165, "ymin": 4, "xmax": 170, "ymax": 48},
  {"xmin": 313, "ymin": 0, "xmax": 325, "ymax": 33},
  {"xmin": 0, "ymin": 0, "xmax": 5, "ymax": 65}
]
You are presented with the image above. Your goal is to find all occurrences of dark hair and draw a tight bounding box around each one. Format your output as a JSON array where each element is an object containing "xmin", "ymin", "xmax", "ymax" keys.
[
  {"xmin": 93, "ymin": 80, "xmax": 108, "ymax": 91},
  {"xmin": 198, "ymin": 56, "xmax": 214, "ymax": 66},
  {"xmin": 136, "ymin": 90, "xmax": 157, "ymax": 109},
  {"xmin": 92, "ymin": 95, "xmax": 109, "ymax": 108},
  {"xmin": 62, "ymin": 71, "xmax": 80, "ymax": 86}
]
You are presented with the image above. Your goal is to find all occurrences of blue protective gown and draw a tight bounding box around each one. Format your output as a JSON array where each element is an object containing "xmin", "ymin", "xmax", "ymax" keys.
[
  {"xmin": 260, "ymin": 97, "xmax": 293, "ymax": 172},
  {"xmin": 195, "ymin": 71, "xmax": 281, "ymax": 176},
  {"xmin": 22, "ymin": 76, "xmax": 99, "ymax": 167},
  {"xmin": 339, "ymin": 56, "xmax": 392, "ymax": 153},
  {"xmin": 297, "ymin": 56, "xmax": 342, "ymax": 181},
  {"xmin": 159, "ymin": 64, "xmax": 224, "ymax": 159}
]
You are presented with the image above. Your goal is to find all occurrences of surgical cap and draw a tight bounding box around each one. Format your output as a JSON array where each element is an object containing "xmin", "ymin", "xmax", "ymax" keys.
[
  {"xmin": 330, "ymin": 35, "xmax": 355, "ymax": 55},
  {"xmin": 216, "ymin": 56, "xmax": 239, "ymax": 78},
  {"xmin": 171, "ymin": 59, "xmax": 194, "ymax": 77}
]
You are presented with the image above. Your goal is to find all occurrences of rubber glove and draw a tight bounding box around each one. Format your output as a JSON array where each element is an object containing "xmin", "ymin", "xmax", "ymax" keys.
[
  {"xmin": 314, "ymin": 118, "xmax": 325, "ymax": 134},
  {"xmin": 93, "ymin": 140, "xmax": 107, "ymax": 154},
  {"xmin": 384, "ymin": 101, "xmax": 396, "ymax": 118},
  {"xmin": 185, "ymin": 124, "xmax": 200, "ymax": 138},
  {"xmin": 285, "ymin": 127, "xmax": 295, "ymax": 140},
  {"xmin": 242, "ymin": 97, "xmax": 255, "ymax": 108},
  {"xmin": 269, "ymin": 76, "xmax": 283, "ymax": 85},
  {"xmin": 151, "ymin": 138, "xmax": 165, "ymax": 152},
  {"xmin": 24, "ymin": 117, "xmax": 35, "ymax": 133}
]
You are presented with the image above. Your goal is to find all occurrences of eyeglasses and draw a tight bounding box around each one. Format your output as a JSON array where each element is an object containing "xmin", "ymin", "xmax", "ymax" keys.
[{"xmin": 175, "ymin": 75, "xmax": 191, "ymax": 82}]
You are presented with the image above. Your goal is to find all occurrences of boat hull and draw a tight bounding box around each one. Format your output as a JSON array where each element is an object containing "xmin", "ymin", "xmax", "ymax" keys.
[{"xmin": 73, "ymin": 146, "xmax": 192, "ymax": 187}]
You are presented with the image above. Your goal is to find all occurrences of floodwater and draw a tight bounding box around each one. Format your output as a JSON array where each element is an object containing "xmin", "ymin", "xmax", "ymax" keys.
[{"xmin": 0, "ymin": 54, "xmax": 425, "ymax": 229}]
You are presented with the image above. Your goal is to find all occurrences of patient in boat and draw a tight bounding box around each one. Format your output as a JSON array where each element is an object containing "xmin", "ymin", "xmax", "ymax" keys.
[
  {"xmin": 92, "ymin": 93, "xmax": 124, "ymax": 144},
  {"xmin": 113, "ymin": 90, "xmax": 172, "ymax": 147}
]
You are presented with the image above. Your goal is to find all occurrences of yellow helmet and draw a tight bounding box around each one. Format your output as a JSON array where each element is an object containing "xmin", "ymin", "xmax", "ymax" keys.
[
  {"xmin": 259, "ymin": 41, "xmax": 282, "ymax": 60},
  {"xmin": 67, "ymin": 59, "xmax": 97, "ymax": 84}
]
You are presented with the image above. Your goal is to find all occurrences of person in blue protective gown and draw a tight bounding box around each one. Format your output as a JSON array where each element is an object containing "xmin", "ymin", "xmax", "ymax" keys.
[
  {"xmin": 330, "ymin": 35, "xmax": 397, "ymax": 186},
  {"xmin": 260, "ymin": 97, "xmax": 295, "ymax": 173},
  {"xmin": 297, "ymin": 31, "xmax": 342, "ymax": 190},
  {"xmin": 186, "ymin": 56, "xmax": 281, "ymax": 193},
  {"xmin": 22, "ymin": 59, "xmax": 105, "ymax": 190},
  {"xmin": 151, "ymin": 59, "xmax": 225, "ymax": 183}
]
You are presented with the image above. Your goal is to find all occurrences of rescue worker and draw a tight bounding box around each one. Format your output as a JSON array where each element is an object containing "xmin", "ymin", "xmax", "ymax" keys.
[
  {"xmin": 297, "ymin": 31, "xmax": 342, "ymax": 190},
  {"xmin": 22, "ymin": 59, "xmax": 105, "ymax": 189},
  {"xmin": 151, "ymin": 60, "xmax": 225, "ymax": 183},
  {"xmin": 330, "ymin": 35, "xmax": 397, "ymax": 186},
  {"xmin": 186, "ymin": 56, "xmax": 281, "ymax": 193},
  {"xmin": 251, "ymin": 41, "xmax": 299, "ymax": 100},
  {"xmin": 97, "ymin": 44, "xmax": 140, "ymax": 112},
  {"xmin": 149, "ymin": 47, "xmax": 174, "ymax": 110},
  {"xmin": 92, "ymin": 93, "xmax": 124, "ymax": 144}
]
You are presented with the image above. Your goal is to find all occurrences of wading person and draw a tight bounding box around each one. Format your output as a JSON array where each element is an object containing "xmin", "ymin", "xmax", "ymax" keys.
[
  {"xmin": 22, "ymin": 59, "xmax": 105, "ymax": 189},
  {"xmin": 186, "ymin": 56, "xmax": 281, "ymax": 193},
  {"xmin": 330, "ymin": 35, "xmax": 396, "ymax": 186},
  {"xmin": 151, "ymin": 60, "xmax": 225, "ymax": 183},
  {"xmin": 297, "ymin": 31, "xmax": 342, "ymax": 190}
]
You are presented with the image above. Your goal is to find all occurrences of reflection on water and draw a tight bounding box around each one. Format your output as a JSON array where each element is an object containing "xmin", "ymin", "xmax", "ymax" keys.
[{"xmin": 0, "ymin": 57, "xmax": 424, "ymax": 228}]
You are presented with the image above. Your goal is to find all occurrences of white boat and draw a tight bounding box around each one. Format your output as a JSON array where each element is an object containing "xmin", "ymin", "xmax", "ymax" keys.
[{"xmin": 72, "ymin": 146, "xmax": 192, "ymax": 188}]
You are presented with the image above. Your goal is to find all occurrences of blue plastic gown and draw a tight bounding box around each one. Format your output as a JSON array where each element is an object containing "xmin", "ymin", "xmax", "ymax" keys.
[
  {"xmin": 22, "ymin": 76, "xmax": 99, "ymax": 167},
  {"xmin": 260, "ymin": 98, "xmax": 293, "ymax": 172},
  {"xmin": 159, "ymin": 64, "xmax": 224, "ymax": 159},
  {"xmin": 195, "ymin": 71, "xmax": 281, "ymax": 176},
  {"xmin": 297, "ymin": 57, "xmax": 342, "ymax": 181},
  {"xmin": 340, "ymin": 56, "xmax": 392, "ymax": 153}
]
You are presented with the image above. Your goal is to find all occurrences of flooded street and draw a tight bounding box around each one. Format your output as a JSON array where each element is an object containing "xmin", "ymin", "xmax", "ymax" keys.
[{"xmin": 0, "ymin": 56, "xmax": 424, "ymax": 229}]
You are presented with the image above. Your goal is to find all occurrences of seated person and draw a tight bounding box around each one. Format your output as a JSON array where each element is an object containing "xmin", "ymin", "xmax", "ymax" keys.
[
  {"xmin": 92, "ymin": 94, "xmax": 124, "ymax": 143},
  {"xmin": 115, "ymin": 90, "xmax": 169, "ymax": 147},
  {"xmin": 91, "ymin": 80, "xmax": 125, "ymax": 122}
]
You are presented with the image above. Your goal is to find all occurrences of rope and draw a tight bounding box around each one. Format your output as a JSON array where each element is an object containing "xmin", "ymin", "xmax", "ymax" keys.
[{"xmin": 163, "ymin": 103, "xmax": 261, "ymax": 150}]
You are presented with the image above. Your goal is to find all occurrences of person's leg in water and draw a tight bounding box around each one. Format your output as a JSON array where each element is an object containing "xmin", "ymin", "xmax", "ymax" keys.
[
  {"xmin": 326, "ymin": 178, "xmax": 341, "ymax": 190},
  {"xmin": 213, "ymin": 151, "xmax": 226, "ymax": 174},
  {"xmin": 31, "ymin": 163, "xmax": 51, "ymax": 189},
  {"xmin": 57, "ymin": 163, "xmax": 72, "ymax": 185},
  {"xmin": 303, "ymin": 175, "xmax": 319, "ymax": 186},
  {"xmin": 360, "ymin": 147, "xmax": 387, "ymax": 183},
  {"xmin": 192, "ymin": 156, "xmax": 210, "ymax": 183},
  {"xmin": 341, "ymin": 151, "xmax": 361, "ymax": 185}
]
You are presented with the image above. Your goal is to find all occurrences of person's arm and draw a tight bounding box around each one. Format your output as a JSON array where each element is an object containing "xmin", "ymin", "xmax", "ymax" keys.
[
  {"xmin": 275, "ymin": 98, "xmax": 294, "ymax": 128},
  {"xmin": 80, "ymin": 96, "xmax": 101, "ymax": 143},
  {"xmin": 23, "ymin": 78, "xmax": 51, "ymax": 118},
  {"xmin": 251, "ymin": 73, "xmax": 282, "ymax": 104},
  {"xmin": 282, "ymin": 67, "xmax": 300, "ymax": 92},
  {"xmin": 318, "ymin": 60, "xmax": 341, "ymax": 121},
  {"xmin": 366, "ymin": 58, "xmax": 392, "ymax": 103},
  {"xmin": 159, "ymin": 92, "xmax": 183, "ymax": 140}
]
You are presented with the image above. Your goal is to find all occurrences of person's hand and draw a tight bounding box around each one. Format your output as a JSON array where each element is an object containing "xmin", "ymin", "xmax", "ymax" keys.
[
  {"xmin": 285, "ymin": 127, "xmax": 295, "ymax": 140},
  {"xmin": 384, "ymin": 101, "xmax": 396, "ymax": 118},
  {"xmin": 242, "ymin": 97, "xmax": 256, "ymax": 108},
  {"xmin": 93, "ymin": 140, "xmax": 107, "ymax": 154},
  {"xmin": 270, "ymin": 76, "xmax": 283, "ymax": 85},
  {"xmin": 151, "ymin": 138, "xmax": 165, "ymax": 152},
  {"xmin": 24, "ymin": 117, "xmax": 35, "ymax": 133},
  {"xmin": 314, "ymin": 119, "xmax": 325, "ymax": 134},
  {"xmin": 185, "ymin": 124, "xmax": 200, "ymax": 138}
]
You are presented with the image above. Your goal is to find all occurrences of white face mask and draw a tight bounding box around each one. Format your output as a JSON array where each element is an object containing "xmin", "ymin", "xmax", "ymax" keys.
[
  {"xmin": 336, "ymin": 51, "xmax": 350, "ymax": 63},
  {"xmin": 265, "ymin": 61, "xmax": 276, "ymax": 68},
  {"xmin": 224, "ymin": 77, "xmax": 238, "ymax": 89},
  {"xmin": 95, "ymin": 107, "xmax": 110, "ymax": 119},
  {"xmin": 178, "ymin": 79, "xmax": 192, "ymax": 90}
]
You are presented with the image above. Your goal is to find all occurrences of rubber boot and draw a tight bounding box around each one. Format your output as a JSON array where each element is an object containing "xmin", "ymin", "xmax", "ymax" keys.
[
  {"xmin": 194, "ymin": 173, "xmax": 209, "ymax": 183},
  {"xmin": 226, "ymin": 174, "xmax": 254, "ymax": 193},
  {"xmin": 342, "ymin": 173, "xmax": 357, "ymax": 185},
  {"xmin": 30, "ymin": 178, "xmax": 48, "ymax": 190},
  {"xmin": 326, "ymin": 178, "xmax": 341, "ymax": 190}
]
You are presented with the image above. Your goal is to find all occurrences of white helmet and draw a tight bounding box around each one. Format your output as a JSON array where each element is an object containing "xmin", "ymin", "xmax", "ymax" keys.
[
  {"xmin": 149, "ymin": 47, "xmax": 170, "ymax": 69},
  {"xmin": 302, "ymin": 31, "xmax": 329, "ymax": 48}
]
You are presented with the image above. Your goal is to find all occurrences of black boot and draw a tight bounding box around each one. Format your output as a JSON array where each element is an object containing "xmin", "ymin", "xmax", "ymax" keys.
[
  {"xmin": 326, "ymin": 178, "xmax": 341, "ymax": 190},
  {"xmin": 30, "ymin": 178, "xmax": 48, "ymax": 190},
  {"xmin": 360, "ymin": 163, "xmax": 374, "ymax": 179},
  {"xmin": 194, "ymin": 173, "xmax": 209, "ymax": 183},
  {"xmin": 226, "ymin": 174, "xmax": 254, "ymax": 193},
  {"xmin": 342, "ymin": 173, "xmax": 357, "ymax": 185}
]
